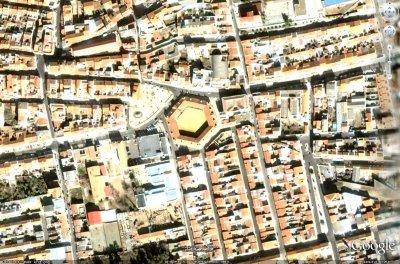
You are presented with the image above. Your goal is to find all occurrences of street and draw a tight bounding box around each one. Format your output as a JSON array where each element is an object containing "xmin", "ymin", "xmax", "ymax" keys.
[
  {"xmin": 300, "ymin": 136, "xmax": 340, "ymax": 261},
  {"xmin": 36, "ymin": 52, "xmax": 78, "ymax": 262}
]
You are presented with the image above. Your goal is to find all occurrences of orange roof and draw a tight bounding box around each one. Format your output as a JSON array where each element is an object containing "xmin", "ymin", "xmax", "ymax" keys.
[{"xmin": 87, "ymin": 211, "xmax": 101, "ymax": 225}]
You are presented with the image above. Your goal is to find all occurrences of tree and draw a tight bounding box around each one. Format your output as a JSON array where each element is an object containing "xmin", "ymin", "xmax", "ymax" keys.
[
  {"xmin": 281, "ymin": 13, "xmax": 293, "ymax": 26},
  {"xmin": 0, "ymin": 175, "xmax": 48, "ymax": 203},
  {"xmin": 105, "ymin": 241, "xmax": 122, "ymax": 263},
  {"xmin": 90, "ymin": 241, "xmax": 176, "ymax": 264},
  {"xmin": 128, "ymin": 242, "xmax": 176, "ymax": 264},
  {"xmin": 77, "ymin": 164, "xmax": 87, "ymax": 178}
]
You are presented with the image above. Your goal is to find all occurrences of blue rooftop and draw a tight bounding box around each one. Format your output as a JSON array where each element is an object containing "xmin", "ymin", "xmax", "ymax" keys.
[{"xmin": 324, "ymin": 0, "xmax": 352, "ymax": 6}]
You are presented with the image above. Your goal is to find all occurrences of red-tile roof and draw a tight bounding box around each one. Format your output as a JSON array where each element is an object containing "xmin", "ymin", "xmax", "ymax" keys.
[{"xmin": 87, "ymin": 211, "xmax": 101, "ymax": 225}]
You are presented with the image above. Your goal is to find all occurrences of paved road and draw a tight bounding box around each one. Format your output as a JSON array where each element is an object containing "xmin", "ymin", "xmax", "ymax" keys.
[
  {"xmin": 36, "ymin": 54, "xmax": 78, "ymax": 262},
  {"xmin": 248, "ymin": 96, "xmax": 287, "ymax": 259},
  {"xmin": 36, "ymin": 55, "xmax": 55, "ymax": 139},
  {"xmin": 300, "ymin": 136, "xmax": 340, "ymax": 261},
  {"xmin": 299, "ymin": 136, "xmax": 322, "ymax": 235},
  {"xmin": 142, "ymin": 78, "xmax": 219, "ymax": 97},
  {"xmin": 300, "ymin": 78, "xmax": 319, "ymax": 234},
  {"xmin": 199, "ymin": 149, "xmax": 228, "ymax": 260},
  {"xmin": 232, "ymin": 128, "xmax": 263, "ymax": 251},
  {"xmin": 160, "ymin": 116, "xmax": 197, "ymax": 259},
  {"xmin": 52, "ymin": 144, "xmax": 78, "ymax": 262},
  {"xmin": 54, "ymin": 2, "xmax": 62, "ymax": 49},
  {"xmin": 227, "ymin": 0, "xmax": 249, "ymax": 88}
]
